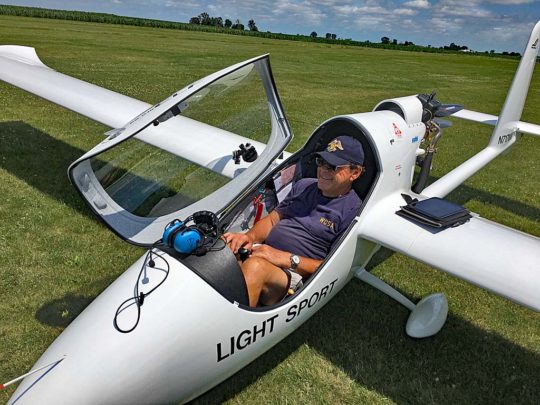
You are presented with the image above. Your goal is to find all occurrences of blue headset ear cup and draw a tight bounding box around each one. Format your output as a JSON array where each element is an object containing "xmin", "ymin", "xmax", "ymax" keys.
[
  {"xmin": 172, "ymin": 228, "xmax": 202, "ymax": 254},
  {"xmin": 162, "ymin": 213, "xmax": 216, "ymax": 254},
  {"xmin": 163, "ymin": 220, "xmax": 184, "ymax": 247}
]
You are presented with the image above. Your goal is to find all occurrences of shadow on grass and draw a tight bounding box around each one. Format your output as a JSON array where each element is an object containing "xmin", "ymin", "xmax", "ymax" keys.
[
  {"xmin": 0, "ymin": 121, "xmax": 206, "ymax": 222},
  {"xmin": 35, "ymin": 294, "xmax": 95, "ymax": 328},
  {"xmin": 438, "ymin": 176, "xmax": 539, "ymax": 223},
  {"xmin": 4, "ymin": 122, "xmax": 539, "ymax": 403},
  {"xmin": 194, "ymin": 263, "xmax": 539, "ymax": 403},
  {"xmin": 0, "ymin": 121, "xmax": 91, "ymax": 216},
  {"xmin": 35, "ymin": 273, "xmax": 119, "ymax": 328}
]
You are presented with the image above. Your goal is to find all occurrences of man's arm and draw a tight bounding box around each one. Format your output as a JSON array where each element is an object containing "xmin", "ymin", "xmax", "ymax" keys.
[
  {"xmin": 223, "ymin": 210, "xmax": 322, "ymax": 274},
  {"xmin": 246, "ymin": 209, "xmax": 281, "ymax": 244},
  {"xmin": 222, "ymin": 210, "xmax": 282, "ymax": 253},
  {"xmin": 249, "ymin": 244, "xmax": 322, "ymax": 277}
]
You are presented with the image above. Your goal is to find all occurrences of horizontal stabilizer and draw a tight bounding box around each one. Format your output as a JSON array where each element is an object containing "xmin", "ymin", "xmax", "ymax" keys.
[
  {"xmin": 359, "ymin": 195, "xmax": 540, "ymax": 311},
  {"xmin": 452, "ymin": 109, "xmax": 540, "ymax": 137}
]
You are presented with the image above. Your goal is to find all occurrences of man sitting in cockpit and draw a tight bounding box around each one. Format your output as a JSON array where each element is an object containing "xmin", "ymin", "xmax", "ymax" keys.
[{"xmin": 223, "ymin": 136, "xmax": 364, "ymax": 306}]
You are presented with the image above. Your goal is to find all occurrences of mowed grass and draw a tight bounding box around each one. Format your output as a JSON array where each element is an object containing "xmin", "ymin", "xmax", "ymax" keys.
[{"xmin": 0, "ymin": 15, "xmax": 539, "ymax": 404}]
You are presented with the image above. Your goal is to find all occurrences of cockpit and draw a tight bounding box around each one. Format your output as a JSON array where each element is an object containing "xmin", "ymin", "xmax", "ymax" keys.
[
  {"xmin": 67, "ymin": 54, "xmax": 380, "ymax": 309},
  {"xmin": 175, "ymin": 116, "xmax": 380, "ymax": 308}
]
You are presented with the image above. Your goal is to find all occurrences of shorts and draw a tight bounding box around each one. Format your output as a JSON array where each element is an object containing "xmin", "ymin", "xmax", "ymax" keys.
[{"xmin": 283, "ymin": 268, "xmax": 303, "ymax": 296}]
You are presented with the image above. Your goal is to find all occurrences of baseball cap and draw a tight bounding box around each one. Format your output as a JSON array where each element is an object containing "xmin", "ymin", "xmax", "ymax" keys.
[{"xmin": 316, "ymin": 135, "xmax": 364, "ymax": 166}]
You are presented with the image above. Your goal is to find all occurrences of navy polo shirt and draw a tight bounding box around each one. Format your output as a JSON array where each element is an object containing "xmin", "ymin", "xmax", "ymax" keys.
[{"xmin": 265, "ymin": 178, "xmax": 361, "ymax": 260}]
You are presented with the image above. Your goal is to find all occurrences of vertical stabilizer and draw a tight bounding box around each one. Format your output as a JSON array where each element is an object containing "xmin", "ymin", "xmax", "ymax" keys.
[
  {"xmin": 423, "ymin": 21, "xmax": 540, "ymax": 198},
  {"xmin": 489, "ymin": 21, "xmax": 540, "ymax": 150}
]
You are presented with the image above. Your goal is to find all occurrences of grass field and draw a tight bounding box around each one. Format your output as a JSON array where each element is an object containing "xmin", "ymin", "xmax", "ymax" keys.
[{"xmin": 0, "ymin": 15, "xmax": 539, "ymax": 404}]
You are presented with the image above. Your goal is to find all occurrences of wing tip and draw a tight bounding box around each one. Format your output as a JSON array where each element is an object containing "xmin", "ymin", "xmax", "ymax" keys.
[{"xmin": 0, "ymin": 45, "xmax": 48, "ymax": 68}]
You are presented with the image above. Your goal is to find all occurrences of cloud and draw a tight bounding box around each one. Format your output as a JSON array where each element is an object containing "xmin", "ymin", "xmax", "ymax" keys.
[
  {"xmin": 165, "ymin": 0, "xmax": 202, "ymax": 9},
  {"xmin": 325, "ymin": 2, "xmax": 421, "ymax": 32},
  {"xmin": 332, "ymin": 4, "xmax": 417, "ymax": 16},
  {"xmin": 435, "ymin": 0, "xmax": 493, "ymax": 18},
  {"xmin": 395, "ymin": 8, "xmax": 417, "ymax": 15},
  {"xmin": 309, "ymin": 0, "xmax": 352, "ymax": 5},
  {"xmin": 272, "ymin": 1, "xmax": 326, "ymax": 24},
  {"xmin": 403, "ymin": 0, "xmax": 431, "ymax": 8},
  {"xmin": 485, "ymin": 0, "xmax": 536, "ymax": 4},
  {"xmin": 428, "ymin": 17, "xmax": 464, "ymax": 32},
  {"xmin": 477, "ymin": 20, "xmax": 535, "ymax": 45},
  {"xmin": 438, "ymin": 7, "xmax": 492, "ymax": 18},
  {"xmin": 333, "ymin": 5, "xmax": 386, "ymax": 15}
]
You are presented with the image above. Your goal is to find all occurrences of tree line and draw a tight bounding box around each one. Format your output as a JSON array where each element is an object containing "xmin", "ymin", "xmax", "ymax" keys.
[
  {"xmin": 189, "ymin": 12, "xmax": 258, "ymax": 32},
  {"xmin": 381, "ymin": 36, "xmax": 521, "ymax": 56}
]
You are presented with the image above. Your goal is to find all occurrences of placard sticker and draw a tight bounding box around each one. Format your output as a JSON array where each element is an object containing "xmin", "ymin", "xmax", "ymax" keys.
[
  {"xmin": 393, "ymin": 123, "xmax": 402, "ymax": 138},
  {"xmin": 273, "ymin": 164, "xmax": 296, "ymax": 191}
]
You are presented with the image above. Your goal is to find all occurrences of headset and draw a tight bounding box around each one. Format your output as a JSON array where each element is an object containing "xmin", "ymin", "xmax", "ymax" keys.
[{"xmin": 162, "ymin": 211, "xmax": 220, "ymax": 255}]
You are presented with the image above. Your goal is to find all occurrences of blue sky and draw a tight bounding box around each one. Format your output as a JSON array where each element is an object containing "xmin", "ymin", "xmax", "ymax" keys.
[{"xmin": 3, "ymin": 1, "xmax": 540, "ymax": 52}]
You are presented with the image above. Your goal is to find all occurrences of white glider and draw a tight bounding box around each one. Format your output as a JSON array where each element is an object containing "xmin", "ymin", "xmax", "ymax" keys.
[{"xmin": 0, "ymin": 21, "xmax": 538, "ymax": 405}]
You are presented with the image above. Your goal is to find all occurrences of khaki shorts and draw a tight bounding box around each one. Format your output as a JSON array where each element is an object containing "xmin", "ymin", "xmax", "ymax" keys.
[{"xmin": 283, "ymin": 268, "xmax": 303, "ymax": 296}]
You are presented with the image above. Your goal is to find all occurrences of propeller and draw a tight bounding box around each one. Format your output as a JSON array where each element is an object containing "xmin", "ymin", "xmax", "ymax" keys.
[
  {"xmin": 435, "ymin": 103, "xmax": 464, "ymax": 117},
  {"xmin": 417, "ymin": 92, "xmax": 463, "ymax": 123},
  {"xmin": 413, "ymin": 93, "xmax": 464, "ymax": 193},
  {"xmin": 433, "ymin": 118, "xmax": 452, "ymax": 128}
]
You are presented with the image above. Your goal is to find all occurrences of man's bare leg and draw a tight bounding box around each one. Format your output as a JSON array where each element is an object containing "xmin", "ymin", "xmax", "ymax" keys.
[{"xmin": 240, "ymin": 257, "xmax": 289, "ymax": 306}]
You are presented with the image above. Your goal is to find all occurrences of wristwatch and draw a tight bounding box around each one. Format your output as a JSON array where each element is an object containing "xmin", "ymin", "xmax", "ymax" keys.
[{"xmin": 289, "ymin": 254, "xmax": 300, "ymax": 270}]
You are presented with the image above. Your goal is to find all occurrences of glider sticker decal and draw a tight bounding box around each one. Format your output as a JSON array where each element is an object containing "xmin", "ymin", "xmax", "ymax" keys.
[
  {"xmin": 498, "ymin": 133, "xmax": 513, "ymax": 144},
  {"xmin": 217, "ymin": 314, "xmax": 279, "ymax": 362}
]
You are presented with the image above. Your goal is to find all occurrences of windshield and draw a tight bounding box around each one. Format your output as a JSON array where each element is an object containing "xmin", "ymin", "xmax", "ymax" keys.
[
  {"xmin": 89, "ymin": 61, "xmax": 272, "ymax": 218},
  {"xmin": 181, "ymin": 64, "xmax": 271, "ymax": 142}
]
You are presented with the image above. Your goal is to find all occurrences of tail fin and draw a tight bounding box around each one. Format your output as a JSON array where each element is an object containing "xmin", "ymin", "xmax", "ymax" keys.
[
  {"xmin": 423, "ymin": 21, "xmax": 540, "ymax": 198},
  {"xmin": 489, "ymin": 21, "xmax": 540, "ymax": 150}
]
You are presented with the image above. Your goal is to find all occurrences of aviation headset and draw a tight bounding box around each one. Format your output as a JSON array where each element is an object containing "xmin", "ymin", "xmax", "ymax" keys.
[
  {"xmin": 162, "ymin": 211, "xmax": 220, "ymax": 255},
  {"xmin": 115, "ymin": 211, "xmax": 221, "ymax": 333}
]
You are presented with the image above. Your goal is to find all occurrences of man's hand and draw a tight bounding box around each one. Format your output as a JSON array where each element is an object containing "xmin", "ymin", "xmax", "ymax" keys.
[
  {"xmin": 222, "ymin": 232, "xmax": 254, "ymax": 254},
  {"xmin": 250, "ymin": 244, "xmax": 290, "ymax": 269},
  {"xmin": 222, "ymin": 210, "xmax": 282, "ymax": 255}
]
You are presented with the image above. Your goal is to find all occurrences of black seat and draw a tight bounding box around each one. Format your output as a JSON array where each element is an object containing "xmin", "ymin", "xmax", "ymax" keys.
[{"xmin": 298, "ymin": 117, "xmax": 378, "ymax": 202}]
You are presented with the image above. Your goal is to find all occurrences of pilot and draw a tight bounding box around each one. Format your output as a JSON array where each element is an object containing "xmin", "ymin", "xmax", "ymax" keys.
[{"xmin": 223, "ymin": 135, "xmax": 364, "ymax": 306}]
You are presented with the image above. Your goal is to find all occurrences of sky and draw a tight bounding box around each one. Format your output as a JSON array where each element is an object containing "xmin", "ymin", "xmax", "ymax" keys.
[{"xmin": 3, "ymin": 1, "xmax": 540, "ymax": 52}]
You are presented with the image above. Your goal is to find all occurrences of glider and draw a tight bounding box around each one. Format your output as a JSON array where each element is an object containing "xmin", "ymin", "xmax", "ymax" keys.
[{"xmin": 0, "ymin": 21, "xmax": 539, "ymax": 404}]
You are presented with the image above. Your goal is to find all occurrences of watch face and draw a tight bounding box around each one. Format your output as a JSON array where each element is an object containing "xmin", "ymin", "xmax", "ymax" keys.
[{"xmin": 291, "ymin": 254, "xmax": 300, "ymax": 267}]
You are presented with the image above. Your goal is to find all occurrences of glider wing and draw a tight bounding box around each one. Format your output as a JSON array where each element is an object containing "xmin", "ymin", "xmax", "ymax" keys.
[
  {"xmin": 358, "ymin": 194, "xmax": 540, "ymax": 311},
  {"xmin": 0, "ymin": 46, "xmax": 292, "ymax": 179}
]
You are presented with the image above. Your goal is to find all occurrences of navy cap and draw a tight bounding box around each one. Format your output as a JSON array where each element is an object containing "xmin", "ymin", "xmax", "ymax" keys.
[{"xmin": 316, "ymin": 136, "xmax": 364, "ymax": 166}]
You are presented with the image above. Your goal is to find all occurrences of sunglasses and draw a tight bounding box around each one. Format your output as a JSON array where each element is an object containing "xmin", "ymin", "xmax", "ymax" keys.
[{"xmin": 315, "ymin": 156, "xmax": 352, "ymax": 171}]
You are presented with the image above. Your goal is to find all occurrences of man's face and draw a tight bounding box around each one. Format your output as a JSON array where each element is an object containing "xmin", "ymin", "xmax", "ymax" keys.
[{"xmin": 317, "ymin": 160, "xmax": 362, "ymax": 197}]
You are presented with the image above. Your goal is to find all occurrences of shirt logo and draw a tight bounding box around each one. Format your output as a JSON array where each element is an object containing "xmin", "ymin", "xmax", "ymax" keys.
[
  {"xmin": 319, "ymin": 217, "xmax": 336, "ymax": 230},
  {"xmin": 326, "ymin": 139, "xmax": 343, "ymax": 153}
]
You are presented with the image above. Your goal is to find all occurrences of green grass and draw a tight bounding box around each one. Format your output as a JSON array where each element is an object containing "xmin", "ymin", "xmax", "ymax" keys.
[{"xmin": 0, "ymin": 15, "xmax": 539, "ymax": 405}]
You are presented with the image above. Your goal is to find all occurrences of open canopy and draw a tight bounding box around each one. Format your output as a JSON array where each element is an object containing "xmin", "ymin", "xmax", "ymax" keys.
[{"xmin": 69, "ymin": 55, "xmax": 292, "ymax": 246}]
